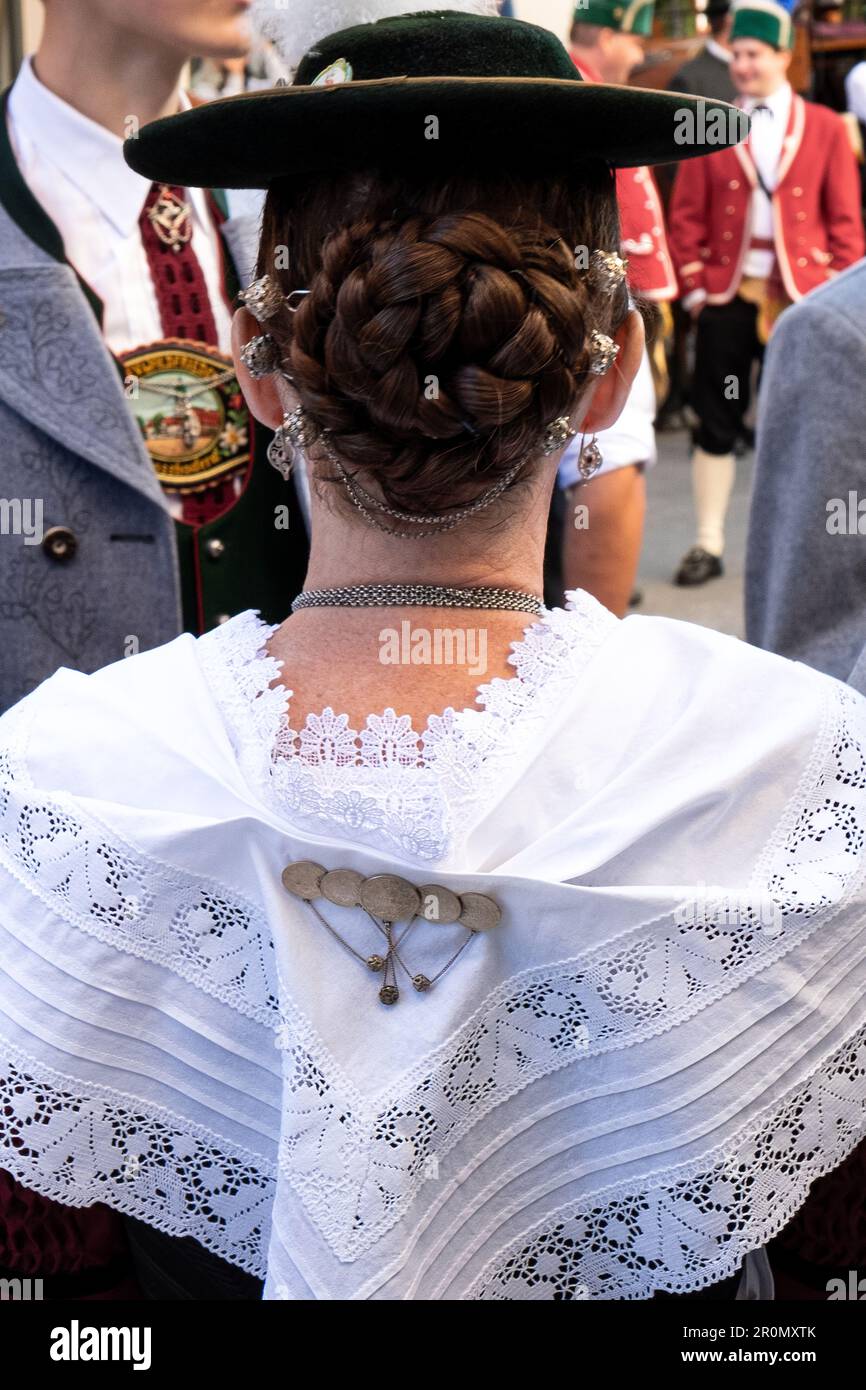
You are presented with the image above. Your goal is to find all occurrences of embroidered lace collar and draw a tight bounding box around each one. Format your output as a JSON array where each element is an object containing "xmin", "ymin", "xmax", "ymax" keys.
[{"xmin": 197, "ymin": 589, "xmax": 619, "ymax": 861}]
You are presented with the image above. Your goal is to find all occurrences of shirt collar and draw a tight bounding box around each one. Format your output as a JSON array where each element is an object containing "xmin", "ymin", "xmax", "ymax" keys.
[
  {"xmin": 705, "ymin": 37, "xmax": 732, "ymax": 64},
  {"xmin": 740, "ymin": 80, "xmax": 792, "ymax": 119},
  {"xmin": 7, "ymin": 56, "xmax": 189, "ymax": 237}
]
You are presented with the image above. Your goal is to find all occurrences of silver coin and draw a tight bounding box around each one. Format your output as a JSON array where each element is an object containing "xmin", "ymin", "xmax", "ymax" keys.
[
  {"xmin": 360, "ymin": 874, "xmax": 422, "ymax": 921},
  {"xmin": 459, "ymin": 892, "xmax": 502, "ymax": 933},
  {"xmin": 280, "ymin": 860, "xmax": 326, "ymax": 901},
  {"xmin": 321, "ymin": 868, "xmax": 365, "ymax": 908},
  {"xmin": 417, "ymin": 884, "xmax": 462, "ymax": 924}
]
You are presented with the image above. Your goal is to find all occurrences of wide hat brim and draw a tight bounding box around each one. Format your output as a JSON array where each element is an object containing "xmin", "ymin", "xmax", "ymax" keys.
[
  {"xmin": 125, "ymin": 78, "xmax": 747, "ymax": 188},
  {"xmin": 123, "ymin": 9, "xmax": 748, "ymax": 189}
]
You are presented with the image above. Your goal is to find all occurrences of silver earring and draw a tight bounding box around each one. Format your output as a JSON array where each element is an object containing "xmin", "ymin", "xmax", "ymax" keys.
[
  {"xmin": 240, "ymin": 333, "xmax": 280, "ymax": 378},
  {"xmin": 266, "ymin": 404, "xmax": 318, "ymax": 480},
  {"xmin": 541, "ymin": 415, "xmax": 577, "ymax": 456},
  {"xmin": 578, "ymin": 433, "xmax": 603, "ymax": 481},
  {"xmin": 238, "ymin": 273, "xmax": 284, "ymax": 322},
  {"xmin": 588, "ymin": 330, "xmax": 620, "ymax": 376},
  {"xmin": 588, "ymin": 249, "xmax": 628, "ymax": 294}
]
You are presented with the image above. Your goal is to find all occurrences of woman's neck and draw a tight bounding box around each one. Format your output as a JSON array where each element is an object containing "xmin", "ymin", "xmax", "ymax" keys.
[
  {"xmin": 269, "ymin": 469, "xmax": 557, "ymax": 730},
  {"xmin": 299, "ymin": 473, "xmax": 553, "ymax": 597}
]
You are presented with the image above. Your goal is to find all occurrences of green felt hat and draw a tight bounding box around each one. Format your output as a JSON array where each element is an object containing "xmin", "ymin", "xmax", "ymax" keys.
[
  {"xmin": 571, "ymin": 0, "xmax": 655, "ymax": 37},
  {"xmin": 123, "ymin": 8, "xmax": 747, "ymax": 189},
  {"xmin": 730, "ymin": 1, "xmax": 795, "ymax": 50}
]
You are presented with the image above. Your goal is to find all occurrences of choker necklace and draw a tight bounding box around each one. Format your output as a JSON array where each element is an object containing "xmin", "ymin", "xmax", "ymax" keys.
[{"xmin": 291, "ymin": 583, "xmax": 545, "ymax": 614}]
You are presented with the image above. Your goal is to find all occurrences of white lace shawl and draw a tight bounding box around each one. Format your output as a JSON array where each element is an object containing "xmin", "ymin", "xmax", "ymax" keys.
[{"xmin": 1, "ymin": 589, "xmax": 865, "ymax": 1299}]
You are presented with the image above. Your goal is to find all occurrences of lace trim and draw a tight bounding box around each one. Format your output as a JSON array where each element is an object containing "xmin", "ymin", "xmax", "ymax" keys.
[
  {"xmin": 3, "ymin": 1011, "xmax": 864, "ymax": 1299},
  {"xmin": 197, "ymin": 594, "xmax": 620, "ymax": 861},
  {"xmin": 751, "ymin": 682, "xmax": 866, "ymax": 911},
  {"xmin": 0, "ymin": 702, "xmax": 279, "ymax": 1027},
  {"xmin": 463, "ymin": 1014, "xmax": 866, "ymax": 1300},
  {"xmin": 0, "ymin": 1032, "xmax": 275, "ymax": 1279}
]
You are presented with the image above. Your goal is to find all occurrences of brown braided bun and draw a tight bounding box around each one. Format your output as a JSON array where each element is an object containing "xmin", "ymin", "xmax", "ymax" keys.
[{"xmin": 255, "ymin": 165, "xmax": 629, "ymax": 516}]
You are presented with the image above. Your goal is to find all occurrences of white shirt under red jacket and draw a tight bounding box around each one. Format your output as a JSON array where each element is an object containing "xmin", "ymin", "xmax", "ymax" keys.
[
  {"xmin": 669, "ymin": 82, "xmax": 865, "ymax": 308},
  {"xmin": 571, "ymin": 55, "xmax": 676, "ymax": 301}
]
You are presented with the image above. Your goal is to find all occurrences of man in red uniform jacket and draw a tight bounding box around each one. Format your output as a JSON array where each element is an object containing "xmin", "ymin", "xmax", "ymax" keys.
[{"xmin": 668, "ymin": 0, "xmax": 864, "ymax": 586}]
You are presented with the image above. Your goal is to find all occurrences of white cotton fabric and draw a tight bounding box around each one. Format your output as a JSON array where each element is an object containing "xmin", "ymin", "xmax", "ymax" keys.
[{"xmin": 1, "ymin": 589, "xmax": 865, "ymax": 1300}]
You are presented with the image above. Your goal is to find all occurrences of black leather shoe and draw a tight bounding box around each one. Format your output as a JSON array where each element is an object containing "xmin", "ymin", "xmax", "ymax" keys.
[{"xmin": 674, "ymin": 546, "xmax": 723, "ymax": 586}]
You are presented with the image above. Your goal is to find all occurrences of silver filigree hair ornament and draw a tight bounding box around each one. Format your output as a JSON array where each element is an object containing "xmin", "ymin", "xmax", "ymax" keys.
[
  {"xmin": 267, "ymin": 405, "xmax": 320, "ymax": 481},
  {"xmin": 238, "ymin": 273, "xmax": 285, "ymax": 321},
  {"xmin": 587, "ymin": 249, "xmax": 628, "ymax": 294},
  {"xmin": 540, "ymin": 416, "xmax": 577, "ymax": 457},
  {"xmin": 239, "ymin": 333, "xmax": 281, "ymax": 378},
  {"xmin": 588, "ymin": 330, "xmax": 620, "ymax": 376},
  {"xmin": 238, "ymin": 274, "xmax": 311, "ymax": 321}
]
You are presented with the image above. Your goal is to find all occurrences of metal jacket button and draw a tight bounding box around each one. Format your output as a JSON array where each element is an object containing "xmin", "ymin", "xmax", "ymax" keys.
[
  {"xmin": 41, "ymin": 526, "xmax": 77, "ymax": 561},
  {"xmin": 205, "ymin": 537, "xmax": 225, "ymax": 559}
]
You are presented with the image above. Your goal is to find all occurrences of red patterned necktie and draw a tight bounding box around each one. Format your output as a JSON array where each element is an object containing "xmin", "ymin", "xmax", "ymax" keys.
[
  {"xmin": 138, "ymin": 183, "xmax": 237, "ymax": 523},
  {"xmin": 138, "ymin": 182, "xmax": 219, "ymax": 344}
]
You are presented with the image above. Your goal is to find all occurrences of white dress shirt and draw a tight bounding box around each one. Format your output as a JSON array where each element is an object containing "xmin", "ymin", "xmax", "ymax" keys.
[
  {"xmin": 740, "ymin": 81, "xmax": 792, "ymax": 279},
  {"xmin": 5, "ymin": 56, "xmax": 234, "ymax": 356}
]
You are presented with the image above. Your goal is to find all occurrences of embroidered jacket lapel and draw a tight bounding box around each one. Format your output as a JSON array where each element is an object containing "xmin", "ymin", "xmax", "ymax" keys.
[{"xmin": 0, "ymin": 86, "xmax": 169, "ymax": 508}]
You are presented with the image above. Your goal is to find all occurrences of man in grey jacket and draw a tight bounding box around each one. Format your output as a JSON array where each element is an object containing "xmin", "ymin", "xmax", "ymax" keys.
[
  {"xmin": 745, "ymin": 257, "xmax": 866, "ymax": 692},
  {"xmin": 0, "ymin": 0, "xmax": 308, "ymax": 715}
]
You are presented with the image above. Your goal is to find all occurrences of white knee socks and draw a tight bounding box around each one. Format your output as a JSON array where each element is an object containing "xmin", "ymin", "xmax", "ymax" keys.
[{"xmin": 692, "ymin": 447, "xmax": 736, "ymax": 557}]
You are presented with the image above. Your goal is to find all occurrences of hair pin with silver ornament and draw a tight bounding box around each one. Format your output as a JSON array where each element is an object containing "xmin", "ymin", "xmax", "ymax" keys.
[
  {"xmin": 239, "ymin": 333, "xmax": 281, "ymax": 378},
  {"xmin": 588, "ymin": 249, "xmax": 628, "ymax": 294},
  {"xmin": 541, "ymin": 415, "xmax": 576, "ymax": 457},
  {"xmin": 588, "ymin": 330, "xmax": 620, "ymax": 376},
  {"xmin": 237, "ymin": 273, "xmax": 284, "ymax": 321}
]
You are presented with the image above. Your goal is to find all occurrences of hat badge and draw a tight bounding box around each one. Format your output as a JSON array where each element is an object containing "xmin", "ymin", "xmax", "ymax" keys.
[{"xmin": 310, "ymin": 57, "xmax": 353, "ymax": 86}]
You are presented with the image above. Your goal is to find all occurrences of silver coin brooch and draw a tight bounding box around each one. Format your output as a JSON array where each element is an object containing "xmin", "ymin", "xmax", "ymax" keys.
[{"xmin": 280, "ymin": 860, "xmax": 503, "ymax": 1006}]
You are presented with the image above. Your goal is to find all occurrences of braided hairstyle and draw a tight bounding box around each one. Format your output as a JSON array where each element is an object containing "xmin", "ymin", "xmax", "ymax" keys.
[{"xmin": 255, "ymin": 164, "xmax": 629, "ymax": 516}]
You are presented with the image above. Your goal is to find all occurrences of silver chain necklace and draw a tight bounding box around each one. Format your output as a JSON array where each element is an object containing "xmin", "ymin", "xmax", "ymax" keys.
[{"xmin": 291, "ymin": 583, "xmax": 545, "ymax": 614}]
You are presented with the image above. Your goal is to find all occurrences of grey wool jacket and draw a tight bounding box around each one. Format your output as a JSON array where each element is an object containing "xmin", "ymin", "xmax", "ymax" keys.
[
  {"xmin": 0, "ymin": 193, "xmax": 184, "ymax": 709},
  {"xmin": 745, "ymin": 257, "xmax": 866, "ymax": 695}
]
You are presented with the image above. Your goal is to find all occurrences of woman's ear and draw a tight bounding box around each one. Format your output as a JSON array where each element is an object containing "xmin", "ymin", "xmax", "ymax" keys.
[
  {"xmin": 231, "ymin": 306, "xmax": 290, "ymax": 429},
  {"xmin": 580, "ymin": 307, "xmax": 646, "ymax": 435}
]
